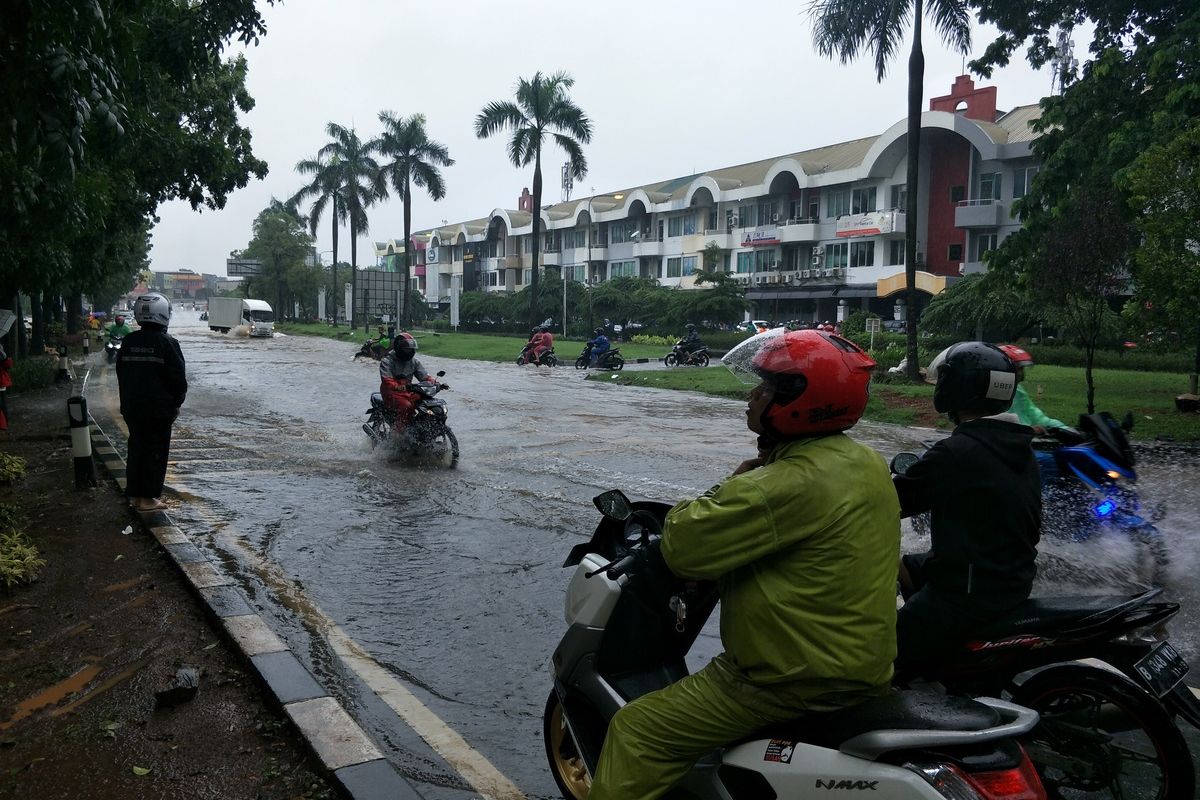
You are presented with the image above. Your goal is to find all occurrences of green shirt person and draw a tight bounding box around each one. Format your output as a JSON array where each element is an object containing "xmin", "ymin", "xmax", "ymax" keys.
[
  {"xmin": 999, "ymin": 344, "xmax": 1067, "ymax": 433},
  {"xmin": 106, "ymin": 316, "xmax": 134, "ymax": 339}
]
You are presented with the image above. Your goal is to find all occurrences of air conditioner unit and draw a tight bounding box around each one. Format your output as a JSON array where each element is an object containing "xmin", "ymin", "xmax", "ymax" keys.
[
  {"xmin": 831, "ymin": 267, "xmax": 843, "ymax": 278},
  {"xmin": 730, "ymin": 216, "xmax": 740, "ymax": 227},
  {"xmin": 811, "ymin": 245, "xmax": 825, "ymax": 256},
  {"xmin": 801, "ymin": 270, "xmax": 811, "ymax": 279},
  {"xmin": 811, "ymin": 256, "xmax": 822, "ymax": 266},
  {"xmin": 771, "ymin": 213, "xmax": 780, "ymax": 223}
]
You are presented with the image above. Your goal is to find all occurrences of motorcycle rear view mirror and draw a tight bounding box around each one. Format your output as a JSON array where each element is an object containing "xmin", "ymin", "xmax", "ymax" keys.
[
  {"xmin": 593, "ymin": 490, "xmax": 633, "ymax": 521},
  {"xmin": 436, "ymin": 370, "xmax": 446, "ymax": 377},
  {"xmin": 890, "ymin": 452, "xmax": 920, "ymax": 476}
]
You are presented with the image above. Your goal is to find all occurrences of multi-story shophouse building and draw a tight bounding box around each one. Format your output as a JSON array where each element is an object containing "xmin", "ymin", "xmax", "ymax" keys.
[{"xmin": 404, "ymin": 76, "xmax": 1040, "ymax": 324}]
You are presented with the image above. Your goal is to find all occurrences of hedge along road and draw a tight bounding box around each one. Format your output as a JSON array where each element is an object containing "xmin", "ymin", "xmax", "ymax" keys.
[{"xmin": 84, "ymin": 309, "xmax": 1200, "ymax": 798}]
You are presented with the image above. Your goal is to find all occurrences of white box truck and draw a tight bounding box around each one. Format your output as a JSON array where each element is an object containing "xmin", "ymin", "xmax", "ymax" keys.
[{"xmin": 208, "ymin": 297, "xmax": 275, "ymax": 337}]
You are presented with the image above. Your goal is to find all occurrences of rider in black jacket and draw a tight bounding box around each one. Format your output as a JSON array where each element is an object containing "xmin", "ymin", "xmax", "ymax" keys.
[{"xmin": 892, "ymin": 342, "xmax": 1041, "ymax": 674}]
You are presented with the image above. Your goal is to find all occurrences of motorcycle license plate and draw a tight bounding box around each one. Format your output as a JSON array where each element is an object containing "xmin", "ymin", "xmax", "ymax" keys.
[{"xmin": 1133, "ymin": 641, "xmax": 1189, "ymax": 697}]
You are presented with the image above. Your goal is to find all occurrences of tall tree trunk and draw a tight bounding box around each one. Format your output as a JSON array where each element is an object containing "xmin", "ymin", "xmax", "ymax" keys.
[
  {"xmin": 1085, "ymin": 338, "xmax": 1096, "ymax": 414},
  {"xmin": 30, "ymin": 290, "xmax": 44, "ymax": 353},
  {"xmin": 530, "ymin": 151, "xmax": 543, "ymax": 330},
  {"xmin": 903, "ymin": 0, "xmax": 925, "ymax": 382},
  {"xmin": 1191, "ymin": 320, "xmax": 1199, "ymax": 395},
  {"xmin": 330, "ymin": 197, "xmax": 340, "ymax": 325},
  {"xmin": 67, "ymin": 291, "xmax": 81, "ymax": 334},
  {"xmin": 351, "ymin": 222, "xmax": 358, "ymax": 332},
  {"xmin": 402, "ymin": 182, "xmax": 412, "ymax": 330}
]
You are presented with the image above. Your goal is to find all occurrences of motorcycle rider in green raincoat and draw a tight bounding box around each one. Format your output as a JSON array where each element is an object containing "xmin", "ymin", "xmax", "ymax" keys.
[{"xmin": 588, "ymin": 329, "xmax": 901, "ymax": 800}]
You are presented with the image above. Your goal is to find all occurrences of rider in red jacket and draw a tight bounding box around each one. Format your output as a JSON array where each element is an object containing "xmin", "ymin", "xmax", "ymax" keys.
[{"xmin": 379, "ymin": 333, "xmax": 432, "ymax": 432}]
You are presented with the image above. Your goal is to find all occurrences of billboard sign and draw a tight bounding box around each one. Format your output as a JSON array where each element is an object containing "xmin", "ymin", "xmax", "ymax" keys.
[{"xmin": 227, "ymin": 258, "xmax": 263, "ymax": 276}]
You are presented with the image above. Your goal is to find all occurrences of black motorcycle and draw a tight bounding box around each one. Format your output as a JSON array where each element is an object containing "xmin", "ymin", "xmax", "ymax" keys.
[
  {"xmin": 663, "ymin": 341, "xmax": 709, "ymax": 367},
  {"xmin": 104, "ymin": 335, "xmax": 122, "ymax": 364},
  {"xmin": 574, "ymin": 344, "xmax": 624, "ymax": 371},
  {"xmin": 362, "ymin": 372, "xmax": 458, "ymax": 468},
  {"xmin": 353, "ymin": 339, "xmax": 385, "ymax": 361},
  {"xmin": 517, "ymin": 343, "xmax": 558, "ymax": 367},
  {"xmin": 891, "ymin": 452, "xmax": 1197, "ymax": 798}
]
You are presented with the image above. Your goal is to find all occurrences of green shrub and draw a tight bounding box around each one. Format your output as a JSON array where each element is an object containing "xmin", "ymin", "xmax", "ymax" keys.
[
  {"xmin": 0, "ymin": 528, "xmax": 45, "ymax": 590},
  {"xmin": 9, "ymin": 355, "xmax": 57, "ymax": 389},
  {"xmin": 630, "ymin": 334, "xmax": 675, "ymax": 347},
  {"xmin": 1026, "ymin": 344, "xmax": 1192, "ymax": 373},
  {"xmin": 0, "ymin": 452, "xmax": 26, "ymax": 484},
  {"xmin": 0, "ymin": 503, "xmax": 22, "ymax": 529}
]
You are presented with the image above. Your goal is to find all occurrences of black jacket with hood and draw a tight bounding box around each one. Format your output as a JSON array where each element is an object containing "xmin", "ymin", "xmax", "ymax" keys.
[
  {"xmin": 115, "ymin": 324, "xmax": 187, "ymax": 420},
  {"xmin": 893, "ymin": 415, "xmax": 1041, "ymax": 606}
]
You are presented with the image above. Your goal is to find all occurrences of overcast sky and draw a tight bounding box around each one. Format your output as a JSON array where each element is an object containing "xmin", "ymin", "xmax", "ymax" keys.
[{"xmin": 148, "ymin": 0, "xmax": 1072, "ymax": 276}]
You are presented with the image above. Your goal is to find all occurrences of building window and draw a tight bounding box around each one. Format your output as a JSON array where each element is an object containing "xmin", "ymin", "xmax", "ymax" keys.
[
  {"xmin": 849, "ymin": 241, "xmax": 875, "ymax": 268},
  {"xmin": 890, "ymin": 184, "xmax": 907, "ymax": 210},
  {"xmin": 666, "ymin": 257, "xmax": 682, "ymax": 278},
  {"xmin": 609, "ymin": 220, "xmax": 636, "ymax": 243},
  {"xmin": 851, "ymin": 187, "xmax": 877, "ymax": 214},
  {"xmin": 707, "ymin": 208, "xmax": 718, "ymax": 230},
  {"xmin": 610, "ymin": 260, "xmax": 637, "ymax": 278},
  {"xmin": 978, "ymin": 172, "xmax": 1002, "ymax": 203},
  {"xmin": 974, "ymin": 232, "xmax": 999, "ymax": 261},
  {"xmin": 736, "ymin": 252, "xmax": 754, "ymax": 273},
  {"xmin": 948, "ymin": 243, "xmax": 964, "ymax": 261},
  {"xmin": 824, "ymin": 242, "xmax": 848, "ymax": 270},
  {"xmin": 683, "ymin": 256, "xmax": 697, "ymax": 276},
  {"xmin": 668, "ymin": 217, "xmax": 681, "ymax": 237},
  {"xmin": 1013, "ymin": 167, "xmax": 1038, "ymax": 199},
  {"xmin": 887, "ymin": 240, "xmax": 905, "ymax": 266},
  {"xmin": 683, "ymin": 215, "xmax": 697, "ymax": 235},
  {"xmin": 950, "ymin": 185, "xmax": 966, "ymax": 204},
  {"xmin": 754, "ymin": 250, "xmax": 777, "ymax": 272},
  {"xmin": 826, "ymin": 189, "xmax": 851, "ymax": 218}
]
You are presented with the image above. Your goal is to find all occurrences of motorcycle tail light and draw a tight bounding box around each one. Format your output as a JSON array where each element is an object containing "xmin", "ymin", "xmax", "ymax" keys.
[
  {"xmin": 907, "ymin": 753, "xmax": 1045, "ymax": 800},
  {"xmin": 1093, "ymin": 498, "xmax": 1117, "ymax": 518}
]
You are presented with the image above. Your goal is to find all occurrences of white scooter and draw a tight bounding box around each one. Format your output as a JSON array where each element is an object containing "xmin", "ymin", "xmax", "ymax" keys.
[{"xmin": 544, "ymin": 489, "xmax": 1046, "ymax": 800}]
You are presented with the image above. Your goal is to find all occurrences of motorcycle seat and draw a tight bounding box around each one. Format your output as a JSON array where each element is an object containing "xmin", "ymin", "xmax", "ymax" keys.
[
  {"xmin": 971, "ymin": 590, "xmax": 1159, "ymax": 639},
  {"xmin": 747, "ymin": 690, "xmax": 997, "ymax": 752}
]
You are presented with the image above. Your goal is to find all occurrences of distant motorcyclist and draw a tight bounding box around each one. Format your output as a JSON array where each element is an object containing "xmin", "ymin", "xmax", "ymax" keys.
[
  {"xmin": 379, "ymin": 333, "xmax": 441, "ymax": 434},
  {"xmin": 531, "ymin": 325, "xmax": 554, "ymax": 364},
  {"xmin": 892, "ymin": 341, "xmax": 1041, "ymax": 675},
  {"xmin": 997, "ymin": 344, "xmax": 1068, "ymax": 435},
  {"xmin": 677, "ymin": 323, "xmax": 705, "ymax": 359},
  {"xmin": 369, "ymin": 325, "xmax": 391, "ymax": 359},
  {"xmin": 106, "ymin": 315, "xmax": 133, "ymax": 340},
  {"xmin": 585, "ymin": 327, "xmax": 610, "ymax": 366}
]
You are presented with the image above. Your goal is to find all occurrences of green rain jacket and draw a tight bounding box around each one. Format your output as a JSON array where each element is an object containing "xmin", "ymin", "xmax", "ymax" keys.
[
  {"xmin": 661, "ymin": 434, "xmax": 900, "ymax": 690},
  {"xmin": 1010, "ymin": 384, "xmax": 1067, "ymax": 430}
]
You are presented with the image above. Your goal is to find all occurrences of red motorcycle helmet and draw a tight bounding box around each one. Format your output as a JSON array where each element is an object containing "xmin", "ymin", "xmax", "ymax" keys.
[
  {"xmin": 723, "ymin": 329, "xmax": 876, "ymax": 436},
  {"xmin": 998, "ymin": 343, "xmax": 1034, "ymax": 367},
  {"xmin": 392, "ymin": 332, "xmax": 417, "ymax": 360}
]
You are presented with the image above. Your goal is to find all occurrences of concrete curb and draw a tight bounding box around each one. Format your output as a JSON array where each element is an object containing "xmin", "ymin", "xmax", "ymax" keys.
[{"xmin": 88, "ymin": 420, "xmax": 422, "ymax": 800}]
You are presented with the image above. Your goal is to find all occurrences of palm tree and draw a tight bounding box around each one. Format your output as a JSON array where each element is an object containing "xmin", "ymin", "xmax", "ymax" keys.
[
  {"xmin": 373, "ymin": 112, "xmax": 454, "ymax": 328},
  {"xmin": 291, "ymin": 123, "xmax": 379, "ymax": 331},
  {"xmin": 809, "ymin": 0, "xmax": 971, "ymax": 381},
  {"xmin": 291, "ymin": 152, "xmax": 345, "ymax": 324},
  {"xmin": 476, "ymin": 71, "xmax": 592, "ymax": 329}
]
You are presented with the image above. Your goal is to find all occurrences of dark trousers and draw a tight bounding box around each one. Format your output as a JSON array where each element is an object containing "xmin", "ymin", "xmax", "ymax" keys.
[{"xmin": 124, "ymin": 417, "xmax": 173, "ymax": 498}]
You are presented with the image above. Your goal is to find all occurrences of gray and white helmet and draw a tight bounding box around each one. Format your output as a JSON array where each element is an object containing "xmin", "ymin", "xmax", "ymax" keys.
[{"xmin": 133, "ymin": 293, "xmax": 171, "ymax": 327}]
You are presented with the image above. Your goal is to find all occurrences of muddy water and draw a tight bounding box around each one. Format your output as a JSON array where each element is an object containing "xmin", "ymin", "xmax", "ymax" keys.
[{"xmin": 86, "ymin": 310, "xmax": 1200, "ymax": 797}]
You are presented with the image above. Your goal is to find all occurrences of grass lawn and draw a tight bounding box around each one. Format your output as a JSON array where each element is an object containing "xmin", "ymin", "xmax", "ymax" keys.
[{"xmin": 276, "ymin": 325, "xmax": 1199, "ymax": 440}]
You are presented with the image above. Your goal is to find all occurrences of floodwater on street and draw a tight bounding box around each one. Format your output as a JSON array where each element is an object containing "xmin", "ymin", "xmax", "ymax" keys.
[{"xmin": 86, "ymin": 310, "xmax": 1200, "ymax": 798}]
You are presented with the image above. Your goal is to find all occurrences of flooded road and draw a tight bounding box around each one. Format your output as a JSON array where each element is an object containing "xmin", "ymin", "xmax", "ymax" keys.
[{"xmin": 87, "ymin": 310, "xmax": 1200, "ymax": 798}]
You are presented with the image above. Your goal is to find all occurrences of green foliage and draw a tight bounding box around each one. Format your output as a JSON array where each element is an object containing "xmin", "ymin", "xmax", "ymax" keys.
[
  {"xmin": 0, "ymin": 528, "xmax": 45, "ymax": 591},
  {"xmin": 239, "ymin": 208, "xmax": 316, "ymax": 315},
  {"xmin": 0, "ymin": 452, "xmax": 27, "ymax": 484},
  {"xmin": 475, "ymin": 71, "xmax": 592, "ymax": 328},
  {"xmin": 9, "ymin": 356, "xmax": 56, "ymax": 389},
  {"xmin": 919, "ymin": 273, "xmax": 1039, "ymax": 340},
  {"xmin": 630, "ymin": 334, "xmax": 675, "ymax": 347},
  {"xmin": 1025, "ymin": 344, "xmax": 1193, "ymax": 374},
  {"xmin": 0, "ymin": 503, "xmax": 22, "ymax": 530}
]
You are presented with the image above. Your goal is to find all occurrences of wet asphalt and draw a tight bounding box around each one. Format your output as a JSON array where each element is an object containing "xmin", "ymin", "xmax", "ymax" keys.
[{"xmin": 84, "ymin": 310, "xmax": 1200, "ymax": 798}]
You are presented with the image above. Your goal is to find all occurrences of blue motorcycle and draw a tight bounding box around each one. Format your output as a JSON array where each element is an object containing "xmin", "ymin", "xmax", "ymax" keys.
[{"xmin": 1036, "ymin": 412, "xmax": 1167, "ymax": 584}]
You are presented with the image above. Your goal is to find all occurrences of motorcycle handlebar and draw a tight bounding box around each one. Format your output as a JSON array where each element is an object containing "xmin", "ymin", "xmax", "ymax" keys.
[{"xmin": 605, "ymin": 553, "xmax": 639, "ymax": 580}]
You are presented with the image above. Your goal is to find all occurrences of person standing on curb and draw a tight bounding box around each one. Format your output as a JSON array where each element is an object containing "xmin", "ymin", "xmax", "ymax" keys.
[{"xmin": 116, "ymin": 293, "xmax": 187, "ymax": 512}]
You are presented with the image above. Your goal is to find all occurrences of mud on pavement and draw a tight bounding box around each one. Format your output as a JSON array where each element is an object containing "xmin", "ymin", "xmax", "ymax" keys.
[{"xmin": 0, "ymin": 386, "xmax": 336, "ymax": 800}]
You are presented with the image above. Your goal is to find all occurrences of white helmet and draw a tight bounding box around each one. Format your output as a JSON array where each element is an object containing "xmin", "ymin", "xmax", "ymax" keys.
[{"xmin": 133, "ymin": 293, "xmax": 171, "ymax": 327}]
